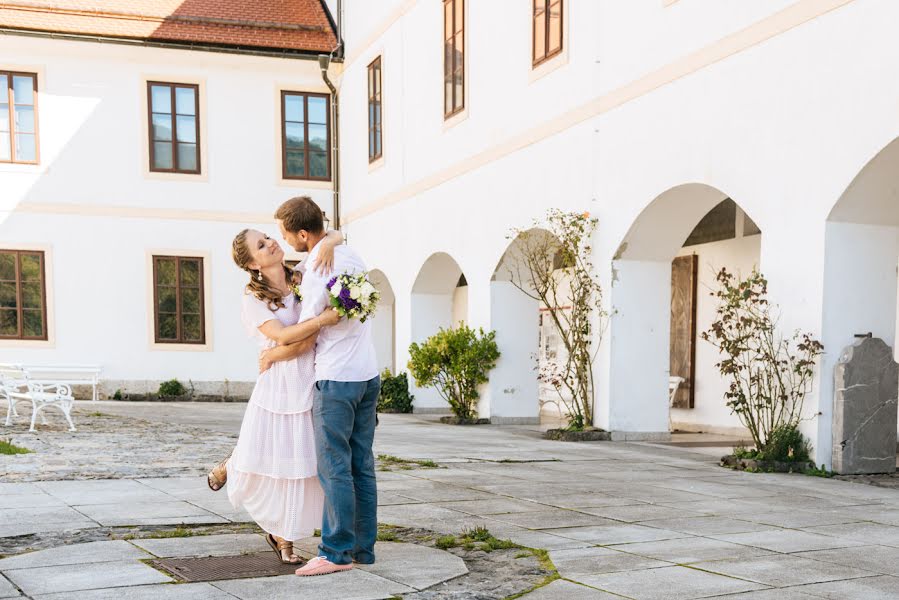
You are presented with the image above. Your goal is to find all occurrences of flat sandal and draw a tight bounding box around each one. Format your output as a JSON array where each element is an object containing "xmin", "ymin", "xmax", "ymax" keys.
[
  {"xmin": 266, "ymin": 533, "xmax": 302, "ymax": 564},
  {"xmin": 206, "ymin": 455, "xmax": 230, "ymax": 491}
]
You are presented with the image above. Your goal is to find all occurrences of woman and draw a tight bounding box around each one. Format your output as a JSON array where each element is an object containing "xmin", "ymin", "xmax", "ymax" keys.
[{"xmin": 207, "ymin": 228, "xmax": 341, "ymax": 564}]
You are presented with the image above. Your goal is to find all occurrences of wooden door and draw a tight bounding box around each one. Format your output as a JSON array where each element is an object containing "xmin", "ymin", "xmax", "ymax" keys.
[{"xmin": 670, "ymin": 255, "xmax": 698, "ymax": 409}]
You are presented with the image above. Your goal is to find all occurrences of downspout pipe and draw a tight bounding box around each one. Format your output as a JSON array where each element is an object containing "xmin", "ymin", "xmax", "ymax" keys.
[{"xmin": 319, "ymin": 54, "xmax": 340, "ymax": 230}]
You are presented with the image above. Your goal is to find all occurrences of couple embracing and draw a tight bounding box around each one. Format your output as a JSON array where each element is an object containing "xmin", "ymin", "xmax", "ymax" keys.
[{"xmin": 207, "ymin": 196, "xmax": 379, "ymax": 577}]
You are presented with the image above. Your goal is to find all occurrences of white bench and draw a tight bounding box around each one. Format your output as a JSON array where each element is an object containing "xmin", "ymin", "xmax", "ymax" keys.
[
  {"xmin": 21, "ymin": 364, "xmax": 102, "ymax": 402},
  {"xmin": 0, "ymin": 363, "xmax": 76, "ymax": 432}
]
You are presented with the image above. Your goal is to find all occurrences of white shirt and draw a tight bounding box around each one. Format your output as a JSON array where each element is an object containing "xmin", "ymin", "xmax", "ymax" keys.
[{"xmin": 297, "ymin": 241, "xmax": 378, "ymax": 382}]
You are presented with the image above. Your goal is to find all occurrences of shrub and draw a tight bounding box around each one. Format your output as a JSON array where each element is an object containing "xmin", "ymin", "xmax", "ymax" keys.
[
  {"xmin": 112, "ymin": 389, "xmax": 123, "ymax": 401},
  {"xmin": 760, "ymin": 424, "xmax": 811, "ymax": 463},
  {"xmin": 158, "ymin": 379, "xmax": 187, "ymax": 397},
  {"xmin": 407, "ymin": 325, "xmax": 500, "ymax": 420},
  {"xmin": 702, "ymin": 269, "xmax": 823, "ymax": 454},
  {"xmin": 378, "ymin": 369, "xmax": 415, "ymax": 413}
]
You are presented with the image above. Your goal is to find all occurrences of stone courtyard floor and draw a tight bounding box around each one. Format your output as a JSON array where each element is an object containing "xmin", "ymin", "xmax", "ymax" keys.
[{"xmin": 2, "ymin": 402, "xmax": 899, "ymax": 598}]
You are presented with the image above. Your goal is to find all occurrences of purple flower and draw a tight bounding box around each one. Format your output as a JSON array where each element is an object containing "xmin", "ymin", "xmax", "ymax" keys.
[{"xmin": 326, "ymin": 276, "xmax": 338, "ymax": 290}]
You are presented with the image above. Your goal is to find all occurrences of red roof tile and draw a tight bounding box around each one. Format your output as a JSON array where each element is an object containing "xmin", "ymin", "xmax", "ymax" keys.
[{"xmin": 0, "ymin": 0, "xmax": 337, "ymax": 53}]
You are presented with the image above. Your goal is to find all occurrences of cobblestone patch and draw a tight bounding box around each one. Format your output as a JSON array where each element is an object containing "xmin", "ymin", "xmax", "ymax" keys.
[
  {"xmin": 1, "ymin": 408, "xmax": 236, "ymax": 482},
  {"xmin": 834, "ymin": 471, "xmax": 899, "ymax": 489}
]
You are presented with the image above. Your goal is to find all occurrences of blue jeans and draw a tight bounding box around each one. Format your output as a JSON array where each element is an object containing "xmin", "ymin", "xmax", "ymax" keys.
[{"xmin": 312, "ymin": 376, "xmax": 380, "ymax": 565}]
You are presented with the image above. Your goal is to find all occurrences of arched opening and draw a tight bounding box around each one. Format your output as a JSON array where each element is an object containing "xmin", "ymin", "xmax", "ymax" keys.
[
  {"xmin": 410, "ymin": 252, "xmax": 468, "ymax": 412},
  {"xmin": 368, "ymin": 269, "xmax": 396, "ymax": 375},
  {"xmin": 610, "ymin": 184, "xmax": 762, "ymax": 438},
  {"xmin": 821, "ymin": 137, "xmax": 899, "ymax": 471},
  {"xmin": 490, "ymin": 228, "xmax": 560, "ymax": 424}
]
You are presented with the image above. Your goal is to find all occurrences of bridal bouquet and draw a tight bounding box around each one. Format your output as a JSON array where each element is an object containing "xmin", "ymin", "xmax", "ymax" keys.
[{"xmin": 326, "ymin": 272, "xmax": 380, "ymax": 322}]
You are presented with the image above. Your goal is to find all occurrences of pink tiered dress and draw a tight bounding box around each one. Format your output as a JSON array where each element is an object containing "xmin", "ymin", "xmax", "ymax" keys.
[{"xmin": 227, "ymin": 291, "xmax": 323, "ymax": 541}]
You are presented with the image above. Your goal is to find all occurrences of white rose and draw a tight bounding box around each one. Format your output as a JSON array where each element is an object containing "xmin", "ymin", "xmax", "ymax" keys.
[
  {"xmin": 361, "ymin": 282, "xmax": 376, "ymax": 298},
  {"xmin": 350, "ymin": 286, "xmax": 362, "ymax": 300},
  {"xmin": 331, "ymin": 282, "xmax": 343, "ymax": 296}
]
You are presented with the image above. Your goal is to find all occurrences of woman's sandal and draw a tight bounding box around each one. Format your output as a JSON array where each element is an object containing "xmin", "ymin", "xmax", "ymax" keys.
[
  {"xmin": 266, "ymin": 533, "xmax": 303, "ymax": 564},
  {"xmin": 206, "ymin": 455, "xmax": 229, "ymax": 491}
]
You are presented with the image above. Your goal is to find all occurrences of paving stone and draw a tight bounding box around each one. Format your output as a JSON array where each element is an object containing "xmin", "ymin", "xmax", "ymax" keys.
[
  {"xmin": 73, "ymin": 501, "xmax": 223, "ymax": 526},
  {"xmin": 697, "ymin": 554, "xmax": 875, "ymax": 587},
  {"xmin": 525, "ymin": 492, "xmax": 645, "ymax": 509},
  {"xmin": 798, "ymin": 575, "xmax": 899, "ymax": 599},
  {"xmin": 549, "ymin": 546, "xmax": 669, "ymax": 576},
  {"xmin": 607, "ymin": 536, "xmax": 773, "ymax": 564},
  {"xmin": 0, "ymin": 541, "xmax": 149, "ymax": 570},
  {"xmin": 543, "ymin": 524, "xmax": 689, "ymax": 545},
  {"xmin": 136, "ymin": 477, "xmax": 206, "ymax": 498},
  {"xmin": 734, "ymin": 509, "xmax": 864, "ymax": 529},
  {"xmin": 577, "ymin": 564, "xmax": 766, "ymax": 599},
  {"xmin": 700, "ymin": 589, "xmax": 818, "ymax": 599},
  {"xmin": 355, "ymin": 541, "xmax": 468, "ymax": 590},
  {"xmin": 0, "ymin": 493, "xmax": 66, "ymax": 510},
  {"xmin": 0, "ymin": 574, "xmax": 20, "ymax": 598},
  {"xmin": 377, "ymin": 503, "xmax": 487, "ymax": 533},
  {"xmin": 514, "ymin": 578, "xmax": 620, "ymax": 599},
  {"xmin": 3, "ymin": 561, "xmax": 171, "ymax": 596},
  {"xmin": 32, "ymin": 582, "xmax": 233, "ymax": 600},
  {"xmin": 131, "ymin": 533, "xmax": 270, "ymax": 558},
  {"xmin": 37, "ymin": 480, "xmax": 175, "ymax": 506},
  {"xmin": 487, "ymin": 509, "xmax": 614, "ymax": 530},
  {"xmin": 435, "ymin": 498, "xmax": 545, "ymax": 515},
  {"xmin": 486, "ymin": 528, "xmax": 593, "ymax": 550},
  {"xmin": 832, "ymin": 337, "xmax": 899, "ymax": 475},
  {"xmin": 578, "ymin": 503, "xmax": 701, "ymax": 523},
  {"xmin": 713, "ymin": 529, "xmax": 865, "ymax": 553},
  {"xmin": 0, "ymin": 484, "xmax": 42, "ymax": 496},
  {"xmin": 378, "ymin": 492, "xmax": 423, "ymax": 506},
  {"xmin": 639, "ymin": 516, "xmax": 775, "ymax": 536},
  {"xmin": 795, "ymin": 545, "xmax": 899, "ymax": 576},
  {"xmin": 212, "ymin": 569, "xmax": 413, "ymax": 599},
  {"xmin": 804, "ymin": 522, "xmax": 899, "ymax": 548}
]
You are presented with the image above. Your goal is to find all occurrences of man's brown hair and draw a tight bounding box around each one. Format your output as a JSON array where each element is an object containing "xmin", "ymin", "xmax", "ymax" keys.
[{"xmin": 274, "ymin": 196, "xmax": 324, "ymax": 234}]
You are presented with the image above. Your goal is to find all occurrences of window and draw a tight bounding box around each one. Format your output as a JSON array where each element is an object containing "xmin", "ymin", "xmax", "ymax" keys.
[
  {"xmin": 367, "ymin": 57, "xmax": 383, "ymax": 162},
  {"xmin": 1, "ymin": 72, "xmax": 38, "ymax": 164},
  {"xmin": 0, "ymin": 250, "xmax": 47, "ymax": 340},
  {"xmin": 148, "ymin": 82, "xmax": 200, "ymax": 174},
  {"xmin": 152, "ymin": 256, "xmax": 205, "ymax": 344},
  {"xmin": 281, "ymin": 92, "xmax": 330, "ymax": 180},
  {"xmin": 443, "ymin": 0, "xmax": 464, "ymax": 118},
  {"xmin": 533, "ymin": 0, "xmax": 563, "ymax": 66}
]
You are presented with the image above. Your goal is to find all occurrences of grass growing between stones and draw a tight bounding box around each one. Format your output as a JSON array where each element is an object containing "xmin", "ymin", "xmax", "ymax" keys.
[
  {"xmin": 377, "ymin": 454, "xmax": 441, "ymax": 471},
  {"xmin": 377, "ymin": 524, "xmax": 401, "ymax": 542},
  {"xmin": 0, "ymin": 439, "xmax": 31, "ymax": 455}
]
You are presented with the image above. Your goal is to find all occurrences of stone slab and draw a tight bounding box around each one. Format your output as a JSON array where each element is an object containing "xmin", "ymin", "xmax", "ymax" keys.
[
  {"xmin": 578, "ymin": 503, "xmax": 701, "ymax": 523},
  {"xmin": 435, "ymin": 498, "xmax": 545, "ymax": 515},
  {"xmin": 32, "ymin": 582, "xmax": 233, "ymax": 600},
  {"xmin": 487, "ymin": 509, "xmax": 614, "ymax": 530},
  {"xmin": 832, "ymin": 337, "xmax": 899, "ymax": 475},
  {"xmin": 549, "ymin": 546, "xmax": 669, "ymax": 576},
  {"xmin": 36, "ymin": 480, "xmax": 175, "ymax": 506},
  {"xmin": 73, "ymin": 501, "xmax": 223, "ymax": 527},
  {"xmin": 697, "ymin": 554, "xmax": 875, "ymax": 587},
  {"xmin": 0, "ymin": 575, "xmax": 19, "ymax": 599},
  {"xmin": 804, "ymin": 522, "xmax": 899, "ymax": 548},
  {"xmin": 0, "ymin": 493, "xmax": 66, "ymax": 510},
  {"xmin": 795, "ymin": 545, "xmax": 899, "ymax": 576},
  {"xmin": 712, "ymin": 529, "xmax": 865, "ymax": 553},
  {"xmin": 355, "ymin": 542, "xmax": 468, "ymax": 590},
  {"xmin": 0, "ymin": 541, "xmax": 149, "ymax": 570},
  {"xmin": 798, "ymin": 575, "xmax": 899, "ymax": 599},
  {"xmin": 3, "ymin": 561, "xmax": 171, "ymax": 596},
  {"xmin": 699, "ymin": 589, "xmax": 818, "ymax": 599},
  {"xmin": 212, "ymin": 569, "xmax": 414, "ymax": 599},
  {"xmin": 609, "ymin": 536, "xmax": 773, "ymax": 564},
  {"xmin": 578, "ymin": 564, "xmax": 766, "ymax": 599},
  {"xmin": 132, "ymin": 534, "xmax": 271, "ymax": 558},
  {"xmin": 543, "ymin": 524, "xmax": 689, "ymax": 545},
  {"xmin": 515, "ymin": 579, "xmax": 620, "ymax": 599}
]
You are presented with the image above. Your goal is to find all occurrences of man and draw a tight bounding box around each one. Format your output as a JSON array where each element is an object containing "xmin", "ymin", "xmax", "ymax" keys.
[{"xmin": 275, "ymin": 196, "xmax": 380, "ymax": 576}]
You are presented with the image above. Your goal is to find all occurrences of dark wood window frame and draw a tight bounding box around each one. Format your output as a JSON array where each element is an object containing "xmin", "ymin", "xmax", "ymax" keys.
[
  {"xmin": 443, "ymin": 0, "xmax": 465, "ymax": 119},
  {"xmin": 280, "ymin": 91, "xmax": 332, "ymax": 181},
  {"xmin": 0, "ymin": 249, "xmax": 48, "ymax": 341},
  {"xmin": 147, "ymin": 81, "xmax": 201, "ymax": 174},
  {"xmin": 1, "ymin": 71, "xmax": 39, "ymax": 165},
  {"xmin": 152, "ymin": 255, "xmax": 206, "ymax": 345},
  {"xmin": 367, "ymin": 57, "xmax": 383, "ymax": 163},
  {"xmin": 532, "ymin": 0, "xmax": 564, "ymax": 67}
]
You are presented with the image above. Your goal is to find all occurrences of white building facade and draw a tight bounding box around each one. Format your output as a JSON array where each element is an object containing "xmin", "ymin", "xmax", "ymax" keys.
[
  {"xmin": 0, "ymin": 1, "xmax": 341, "ymax": 398},
  {"xmin": 337, "ymin": 0, "xmax": 899, "ymax": 468}
]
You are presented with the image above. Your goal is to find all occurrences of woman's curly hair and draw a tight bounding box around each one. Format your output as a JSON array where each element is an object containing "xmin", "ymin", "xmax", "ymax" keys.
[{"xmin": 232, "ymin": 229, "xmax": 299, "ymax": 310}]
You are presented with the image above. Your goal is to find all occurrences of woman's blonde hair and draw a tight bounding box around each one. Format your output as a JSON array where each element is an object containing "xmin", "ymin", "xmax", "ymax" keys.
[{"xmin": 232, "ymin": 229, "xmax": 299, "ymax": 310}]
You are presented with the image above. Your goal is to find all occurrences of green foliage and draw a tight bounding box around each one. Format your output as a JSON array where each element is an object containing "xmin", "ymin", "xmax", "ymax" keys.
[
  {"xmin": 157, "ymin": 379, "xmax": 186, "ymax": 397},
  {"xmin": 732, "ymin": 445, "xmax": 760, "ymax": 460},
  {"xmin": 435, "ymin": 535, "xmax": 457, "ymax": 549},
  {"xmin": 702, "ymin": 269, "xmax": 823, "ymax": 452},
  {"xmin": 0, "ymin": 439, "xmax": 31, "ymax": 455},
  {"xmin": 146, "ymin": 527, "xmax": 195, "ymax": 539},
  {"xmin": 805, "ymin": 464, "xmax": 834, "ymax": 478},
  {"xmin": 377, "ymin": 369, "xmax": 415, "ymax": 413},
  {"xmin": 461, "ymin": 526, "xmax": 493, "ymax": 542},
  {"xmin": 377, "ymin": 454, "xmax": 440, "ymax": 471},
  {"xmin": 407, "ymin": 325, "xmax": 500, "ymax": 420},
  {"xmin": 112, "ymin": 389, "xmax": 123, "ymax": 400},
  {"xmin": 761, "ymin": 424, "xmax": 811, "ymax": 462}
]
